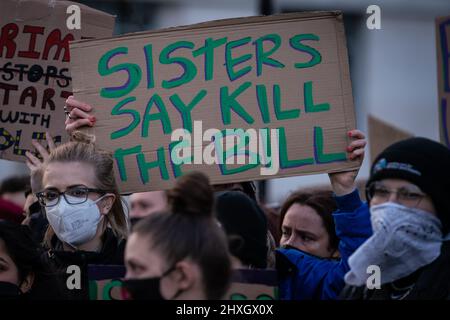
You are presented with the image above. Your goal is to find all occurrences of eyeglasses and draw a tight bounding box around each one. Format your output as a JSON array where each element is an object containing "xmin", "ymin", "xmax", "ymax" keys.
[
  {"xmin": 36, "ymin": 186, "xmax": 109, "ymax": 207},
  {"xmin": 366, "ymin": 182, "xmax": 426, "ymax": 207}
]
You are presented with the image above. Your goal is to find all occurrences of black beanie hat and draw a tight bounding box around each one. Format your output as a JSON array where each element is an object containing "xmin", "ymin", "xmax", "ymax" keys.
[
  {"xmin": 215, "ymin": 191, "xmax": 268, "ymax": 268},
  {"xmin": 367, "ymin": 137, "xmax": 450, "ymax": 233}
]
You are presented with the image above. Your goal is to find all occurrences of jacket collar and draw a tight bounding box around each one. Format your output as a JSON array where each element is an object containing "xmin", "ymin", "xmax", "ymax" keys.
[{"xmin": 48, "ymin": 228, "xmax": 123, "ymax": 265}]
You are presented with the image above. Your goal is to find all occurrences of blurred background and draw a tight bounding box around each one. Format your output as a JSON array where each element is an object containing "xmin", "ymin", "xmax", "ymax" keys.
[{"xmin": 2, "ymin": 0, "xmax": 449, "ymax": 207}]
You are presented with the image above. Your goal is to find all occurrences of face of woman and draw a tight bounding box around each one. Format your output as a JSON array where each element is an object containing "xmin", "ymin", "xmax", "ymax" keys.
[
  {"xmin": 129, "ymin": 191, "xmax": 167, "ymax": 218},
  {"xmin": 41, "ymin": 161, "xmax": 115, "ymax": 250},
  {"xmin": 369, "ymin": 178, "xmax": 436, "ymax": 215},
  {"xmin": 280, "ymin": 203, "xmax": 335, "ymax": 258},
  {"xmin": 125, "ymin": 233, "xmax": 164, "ymax": 280},
  {"xmin": 124, "ymin": 232, "xmax": 203, "ymax": 300},
  {"xmin": 0, "ymin": 239, "xmax": 33, "ymax": 293},
  {"xmin": 0, "ymin": 239, "xmax": 19, "ymax": 286},
  {"xmin": 125, "ymin": 233, "xmax": 178, "ymax": 299}
]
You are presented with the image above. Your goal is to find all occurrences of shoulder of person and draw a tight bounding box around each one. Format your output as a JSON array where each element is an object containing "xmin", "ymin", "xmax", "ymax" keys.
[
  {"xmin": 409, "ymin": 242, "xmax": 450, "ymax": 299},
  {"xmin": 339, "ymin": 284, "xmax": 391, "ymax": 300}
]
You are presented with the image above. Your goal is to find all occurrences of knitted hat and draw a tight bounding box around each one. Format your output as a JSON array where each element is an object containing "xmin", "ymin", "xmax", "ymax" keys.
[
  {"xmin": 215, "ymin": 191, "xmax": 268, "ymax": 268},
  {"xmin": 367, "ymin": 137, "xmax": 450, "ymax": 232}
]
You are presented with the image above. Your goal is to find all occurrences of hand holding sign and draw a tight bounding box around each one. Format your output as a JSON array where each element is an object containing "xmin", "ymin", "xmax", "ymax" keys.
[
  {"xmin": 328, "ymin": 129, "xmax": 366, "ymax": 196},
  {"xmin": 64, "ymin": 96, "xmax": 96, "ymax": 134}
]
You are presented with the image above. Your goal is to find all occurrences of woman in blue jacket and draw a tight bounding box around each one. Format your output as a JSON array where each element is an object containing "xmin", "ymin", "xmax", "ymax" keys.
[{"xmin": 276, "ymin": 129, "xmax": 372, "ymax": 300}]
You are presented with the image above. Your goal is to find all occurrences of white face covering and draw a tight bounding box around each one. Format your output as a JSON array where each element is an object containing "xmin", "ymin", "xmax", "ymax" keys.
[
  {"xmin": 344, "ymin": 202, "xmax": 444, "ymax": 287},
  {"xmin": 46, "ymin": 195, "xmax": 107, "ymax": 248}
]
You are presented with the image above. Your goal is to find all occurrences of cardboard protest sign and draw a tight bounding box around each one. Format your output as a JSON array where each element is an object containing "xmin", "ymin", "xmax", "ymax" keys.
[
  {"xmin": 368, "ymin": 115, "xmax": 412, "ymax": 162},
  {"xmin": 88, "ymin": 264, "xmax": 125, "ymax": 300},
  {"xmin": 436, "ymin": 15, "xmax": 450, "ymax": 148},
  {"xmin": 71, "ymin": 11, "xmax": 358, "ymax": 193},
  {"xmin": 0, "ymin": 0, "xmax": 115, "ymax": 162},
  {"xmin": 225, "ymin": 269, "xmax": 278, "ymax": 300},
  {"xmin": 87, "ymin": 265, "xmax": 278, "ymax": 300}
]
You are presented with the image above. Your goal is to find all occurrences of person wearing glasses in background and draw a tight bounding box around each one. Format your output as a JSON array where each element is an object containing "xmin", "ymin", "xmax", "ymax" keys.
[
  {"xmin": 26, "ymin": 131, "xmax": 128, "ymax": 300},
  {"xmin": 341, "ymin": 137, "xmax": 450, "ymax": 300}
]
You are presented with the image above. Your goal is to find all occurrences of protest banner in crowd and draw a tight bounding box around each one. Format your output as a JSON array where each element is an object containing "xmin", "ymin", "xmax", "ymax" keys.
[
  {"xmin": 368, "ymin": 115, "xmax": 411, "ymax": 162},
  {"xmin": 225, "ymin": 269, "xmax": 277, "ymax": 300},
  {"xmin": 88, "ymin": 265, "xmax": 125, "ymax": 300},
  {"xmin": 0, "ymin": 0, "xmax": 115, "ymax": 162},
  {"xmin": 71, "ymin": 11, "xmax": 358, "ymax": 193},
  {"xmin": 436, "ymin": 15, "xmax": 450, "ymax": 148},
  {"xmin": 87, "ymin": 265, "xmax": 277, "ymax": 300}
]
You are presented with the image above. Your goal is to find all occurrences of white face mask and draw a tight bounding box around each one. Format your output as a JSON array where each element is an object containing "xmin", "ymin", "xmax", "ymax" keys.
[
  {"xmin": 46, "ymin": 195, "xmax": 107, "ymax": 248},
  {"xmin": 345, "ymin": 202, "xmax": 443, "ymax": 287}
]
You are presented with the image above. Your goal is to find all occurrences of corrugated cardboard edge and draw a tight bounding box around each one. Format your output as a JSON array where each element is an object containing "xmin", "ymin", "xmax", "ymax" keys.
[{"xmin": 70, "ymin": 11, "xmax": 342, "ymax": 48}]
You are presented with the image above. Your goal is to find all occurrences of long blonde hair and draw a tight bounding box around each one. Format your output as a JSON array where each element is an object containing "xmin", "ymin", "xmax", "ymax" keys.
[{"xmin": 43, "ymin": 131, "xmax": 128, "ymax": 249}]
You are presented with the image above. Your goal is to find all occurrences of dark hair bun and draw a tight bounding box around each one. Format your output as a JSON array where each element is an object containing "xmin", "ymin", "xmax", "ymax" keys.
[{"xmin": 167, "ymin": 172, "xmax": 213, "ymax": 218}]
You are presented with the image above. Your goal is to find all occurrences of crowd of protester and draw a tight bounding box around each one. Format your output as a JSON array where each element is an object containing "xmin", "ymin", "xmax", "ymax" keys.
[{"xmin": 0, "ymin": 96, "xmax": 449, "ymax": 300}]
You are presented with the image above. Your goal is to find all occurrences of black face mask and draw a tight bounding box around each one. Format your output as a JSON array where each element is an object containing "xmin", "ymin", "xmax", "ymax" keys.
[
  {"xmin": 122, "ymin": 265, "xmax": 181, "ymax": 300},
  {"xmin": 280, "ymin": 244, "xmax": 336, "ymax": 260},
  {"xmin": 0, "ymin": 281, "xmax": 21, "ymax": 299}
]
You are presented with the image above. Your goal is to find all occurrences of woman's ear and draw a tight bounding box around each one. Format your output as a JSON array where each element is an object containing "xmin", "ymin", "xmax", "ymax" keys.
[
  {"xmin": 161, "ymin": 261, "xmax": 197, "ymax": 299},
  {"xmin": 20, "ymin": 272, "xmax": 35, "ymax": 293},
  {"xmin": 173, "ymin": 261, "xmax": 196, "ymax": 291},
  {"xmin": 99, "ymin": 194, "xmax": 116, "ymax": 215}
]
